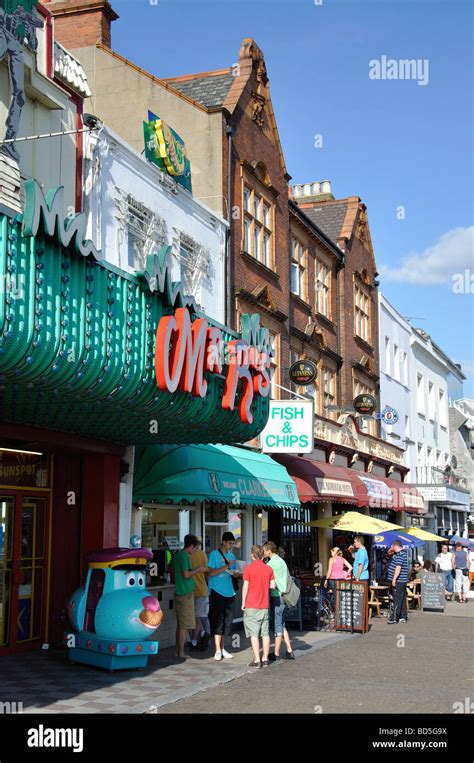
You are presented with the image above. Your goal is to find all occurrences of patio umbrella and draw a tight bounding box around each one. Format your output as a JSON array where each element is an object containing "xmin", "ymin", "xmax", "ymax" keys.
[
  {"xmin": 448, "ymin": 535, "xmax": 473, "ymax": 548},
  {"xmin": 371, "ymin": 530, "xmax": 424, "ymax": 549},
  {"xmin": 305, "ymin": 511, "xmax": 403, "ymax": 534},
  {"xmin": 404, "ymin": 527, "xmax": 446, "ymax": 542}
]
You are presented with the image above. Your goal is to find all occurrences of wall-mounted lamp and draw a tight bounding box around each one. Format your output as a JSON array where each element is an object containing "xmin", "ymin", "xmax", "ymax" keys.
[{"xmin": 256, "ymin": 509, "xmax": 263, "ymax": 520}]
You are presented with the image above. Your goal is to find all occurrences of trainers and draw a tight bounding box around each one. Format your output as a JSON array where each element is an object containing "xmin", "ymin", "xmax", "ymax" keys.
[
  {"xmin": 399, "ymin": 618, "xmax": 407, "ymax": 623},
  {"xmin": 387, "ymin": 620, "xmax": 396, "ymax": 625},
  {"xmin": 222, "ymin": 649, "xmax": 234, "ymax": 659},
  {"xmin": 214, "ymin": 651, "xmax": 223, "ymax": 661}
]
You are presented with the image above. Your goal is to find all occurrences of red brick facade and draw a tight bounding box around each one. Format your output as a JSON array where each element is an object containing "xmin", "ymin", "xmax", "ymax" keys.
[{"xmin": 44, "ymin": 0, "xmax": 118, "ymax": 49}]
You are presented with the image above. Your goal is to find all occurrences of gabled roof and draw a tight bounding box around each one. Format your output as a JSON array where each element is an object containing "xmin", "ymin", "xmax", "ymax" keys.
[
  {"xmin": 300, "ymin": 201, "xmax": 350, "ymax": 242},
  {"xmin": 163, "ymin": 70, "xmax": 234, "ymax": 109}
]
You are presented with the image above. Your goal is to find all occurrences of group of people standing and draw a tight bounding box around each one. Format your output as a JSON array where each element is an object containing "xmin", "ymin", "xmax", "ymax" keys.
[{"xmin": 172, "ymin": 532, "xmax": 295, "ymax": 666}]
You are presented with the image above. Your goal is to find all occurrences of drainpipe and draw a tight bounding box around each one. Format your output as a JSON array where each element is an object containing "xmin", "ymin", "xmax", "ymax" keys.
[
  {"xmin": 226, "ymin": 124, "xmax": 234, "ymax": 329},
  {"xmin": 335, "ymin": 252, "xmax": 345, "ymax": 406}
]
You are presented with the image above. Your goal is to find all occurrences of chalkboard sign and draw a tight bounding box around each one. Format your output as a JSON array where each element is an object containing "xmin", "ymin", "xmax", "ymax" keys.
[
  {"xmin": 421, "ymin": 572, "xmax": 445, "ymax": 612},
  {"xmin": 284, "ymin": 579, "xmax": 303, "ymax": 631},
  {"xmin": 335, "ymin": 580, "xmax": 368, "ymax": 633}
]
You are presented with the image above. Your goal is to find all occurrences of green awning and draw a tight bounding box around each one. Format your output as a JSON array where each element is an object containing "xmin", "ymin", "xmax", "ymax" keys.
[{"xmin": 133, "ymin": 444, "xmax": 299, "ymax": 508}]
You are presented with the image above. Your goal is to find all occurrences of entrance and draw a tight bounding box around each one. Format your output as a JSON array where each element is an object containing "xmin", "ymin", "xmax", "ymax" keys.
[{"xmin": 0, "ymin": 490, "xmax": 51, "ymax": 653}]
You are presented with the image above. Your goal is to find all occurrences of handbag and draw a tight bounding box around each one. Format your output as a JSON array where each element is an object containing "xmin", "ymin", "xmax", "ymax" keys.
[
  {"xmin": 281, "ymin": 570, "xmax": 300, "ymax": 608},
  {"xmin": 218, "ymin": 549, "xmax": 239, "ymax": 593}
]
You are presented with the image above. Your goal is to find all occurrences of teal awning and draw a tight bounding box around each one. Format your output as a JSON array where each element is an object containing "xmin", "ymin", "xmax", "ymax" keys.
[{"xmin": 133, "ymin": 444, "xmax": 299, "ymax": 508}]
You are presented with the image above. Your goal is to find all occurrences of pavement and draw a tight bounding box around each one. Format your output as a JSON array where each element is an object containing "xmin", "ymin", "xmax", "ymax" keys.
[
  {"xmin": 0, "ymin": 600, "xmax": 471, "ymax": 715},
  {"xmin": 0, "ymin": 625, "xmax": 351, "ymax": 715}
]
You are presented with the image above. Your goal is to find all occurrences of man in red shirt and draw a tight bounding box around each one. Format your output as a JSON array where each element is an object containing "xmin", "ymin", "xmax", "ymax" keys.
[{"xmin": 242, "ymin": 545, "xmax": 276, "ymax": 668}]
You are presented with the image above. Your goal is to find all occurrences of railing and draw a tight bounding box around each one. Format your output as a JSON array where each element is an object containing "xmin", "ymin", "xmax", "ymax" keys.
[{"xmin": 415, "ymin": 466, "xmax": 468, "ymax": 490}]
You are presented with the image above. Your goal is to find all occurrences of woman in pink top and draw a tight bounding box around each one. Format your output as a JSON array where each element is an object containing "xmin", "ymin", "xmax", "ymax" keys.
[{"xmin": 324, "ymin": 547, "xmax": 353, "ymax": 608}]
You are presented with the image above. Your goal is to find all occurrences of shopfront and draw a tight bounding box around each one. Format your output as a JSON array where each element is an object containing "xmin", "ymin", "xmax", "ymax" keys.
[
  {"xmin": 132, "ymin": 443, "xmax": 299, "ymax": 647},
  {"xmin": 0, "ymin": 180, "xmax": 273, "ymax": 652}
]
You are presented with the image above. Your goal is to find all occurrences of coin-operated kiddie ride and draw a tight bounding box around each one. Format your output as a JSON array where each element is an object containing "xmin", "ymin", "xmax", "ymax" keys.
[{"xmin": 65, "ymin": 548, "xmax": 163, "ymax": 670}]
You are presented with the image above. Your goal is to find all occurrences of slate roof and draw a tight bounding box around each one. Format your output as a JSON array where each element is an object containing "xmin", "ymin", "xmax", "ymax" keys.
[
  {"xmin": 165, "ymin": 73, "xmax": 234, "ymax": 108},
  {"xmin": 298, "ymin": 202, "xmax": 349, "ymax": 242}
]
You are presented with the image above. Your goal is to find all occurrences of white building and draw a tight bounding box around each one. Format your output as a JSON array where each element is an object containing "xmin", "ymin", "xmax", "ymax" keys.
[
  {"xmin": 83, "ymin": 125, "xmax": 227, "ymax": 325},
  {"xmin": 378, "ymin": 294, "xmax": 413, "ymax": 471}
]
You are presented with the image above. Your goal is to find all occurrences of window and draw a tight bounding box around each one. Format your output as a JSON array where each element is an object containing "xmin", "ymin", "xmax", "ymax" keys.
[
  {"xmin": 242, "ymin": 184, "xmax": 273, "ymax": 268},
  {"xmin": 427, "ymin": 446, "xmax": 433, "ymax": 466},
  {"xmin": 416, "ymin": 373, "xmax": 425, "ymax": 415},
  {"xmin": 405, "ymin": 415, "xmax": 410, "ymax": 437},
  {"xmin": 436, "ymin": 450, "xmax": 442, "ymax": 466},
  {"xmin": 385, "ymin": 336, "xmax": 391, "ymax": 375},
  {"xmin": 439, "ymin": 389, "xmax": 447, "ymax": 427},
  {"xmin": 315, "ymin": 260, "xmax": 330, "ymax": 317},
  {"xmin": 417, "ymin": 443, "xmax": 424, "ymax": 465},
  {"xmin": 393, "ymin": 344, "xmax": 399, "ymax": 380},
  {"xmin": 321, "ymin": 366, "xmax": 336, "ymax": 417},
  {"xmin": 428, "ymin": 381, "xmax": 435, "ymax": 420},
  {"xmin": 291, "ymin": 238, "xmax": 307, "ymax": 300},
  {"xmin": 402, "ymin": 352, "xmax": 408, "ymax": 385},
  {"xmin": 354, "ymin": 285, "xmax": 370, "ymax": 342}
]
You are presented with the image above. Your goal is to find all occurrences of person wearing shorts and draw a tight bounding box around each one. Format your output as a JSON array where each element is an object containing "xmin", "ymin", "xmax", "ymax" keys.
[
  {"xmin": 242, "ymin": 545, "xmax": 275, "ymax": 668},
  {"xmin": 173, "ymin": 535, "xmax": 206, "ymax": 660},
  {"xmin": 208, "ymin": 532, "xmax": 239, "ymax": 660},
  {"xmin": 190, "ymin": 542, "xmax": 210, "ymax": 651},
  {"xmin": 263, "ymin": 541, "xmax": 295, "ymax": 661}
]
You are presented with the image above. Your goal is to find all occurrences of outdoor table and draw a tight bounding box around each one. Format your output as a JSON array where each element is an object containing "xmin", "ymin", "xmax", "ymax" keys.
[{"xmin": 370, "ymin": 585, "xmax": 389, "ymax": 609}]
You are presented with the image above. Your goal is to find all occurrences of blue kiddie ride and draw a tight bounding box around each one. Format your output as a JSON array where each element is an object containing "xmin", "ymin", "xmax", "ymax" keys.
[{"xmin": 65, "ymin": 547, "xmax": 163, "ymax": 671}]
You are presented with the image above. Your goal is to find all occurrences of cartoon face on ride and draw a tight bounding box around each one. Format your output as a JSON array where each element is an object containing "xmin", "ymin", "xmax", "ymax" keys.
[{"xmin": 67, "ymin": 547, "xmax": 163, "ymax": 642}]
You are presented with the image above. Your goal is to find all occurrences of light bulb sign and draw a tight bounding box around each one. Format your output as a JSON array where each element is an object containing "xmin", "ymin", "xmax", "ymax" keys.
[{"xmin": 260, "ymin": 400, "xmax": 314, "ymax": 453}]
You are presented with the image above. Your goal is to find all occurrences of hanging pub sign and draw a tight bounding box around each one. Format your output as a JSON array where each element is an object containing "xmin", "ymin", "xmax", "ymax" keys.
[
  {"xmin": 288, "ymin": 359, "xmax": 318, "ymax": 386},
  {"xmin": 381, "ymin": 405, "xmax": 399, "ymax": 425},
  {"xmin": 353, "ymin": 393, "xmax": 377, "ymax": 416},
  {"xmin": 154, "ymin": 308, "xmax": 272, "ymax": 426},
  {"xmin": 143, "ymin": 111, "xmax": 192, "ymax": 192}
]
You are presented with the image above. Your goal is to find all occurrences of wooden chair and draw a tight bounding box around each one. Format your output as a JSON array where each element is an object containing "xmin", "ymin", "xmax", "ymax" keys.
[
  {"xmin": 368, "ymin": 587, "xmax": 381, "ymax": 618},
  {"xmin": 406, "ymin": 580, "xmax": 421, "ymax": 610}
]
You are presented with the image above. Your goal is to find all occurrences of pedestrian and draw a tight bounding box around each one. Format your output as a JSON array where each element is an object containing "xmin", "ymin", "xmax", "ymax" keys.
[
  {"xmin": 263, "ymin": 541, "xmax": 295, "ymax": 661},
  {"xmin": 208, "ymin": 532, "xmax": 239, "ymax": 660},
  {"xmin": 324, "ymin": 547, "xmax": 352, "ymax": 607},
  {"xmin": 469, "ymin": 547, "xmax": 474, "ymax": 592},
  {"xmin": 452, "ymin": 542, "xmax": 470, "ymax": 603},
  {"xmin": 351, "ymin": 535, "xmax": 369, "ymax": 582},
  {"xmin": 173, "ymin": 534, "xmax": 207, "ymax": 660},
  {"xmin": 387, "ymin": 540, "xmax": 409, "ymax": 624},
  {"xmin": 422, "ymin": 560, "xmax": 432, "ymax": 573},
  {"xmin": 409, "ymin": 560, "xmax": 422, "ymax": 581},
  {"xmin": 241, "ymin": 545, "xmax": 275, "ymax": 668},
  {"xmin": 434, "ymin": 544, "xmax": 454, "ymax": 601},
  {"xmin": 189, "ymin": 538, "xmax": 211, "ymax": 651}
]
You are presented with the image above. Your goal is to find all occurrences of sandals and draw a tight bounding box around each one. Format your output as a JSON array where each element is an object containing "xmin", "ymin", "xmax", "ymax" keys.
[{"xmin": 248, "ymin": 660, "xmax": 262, "ymax": 668}]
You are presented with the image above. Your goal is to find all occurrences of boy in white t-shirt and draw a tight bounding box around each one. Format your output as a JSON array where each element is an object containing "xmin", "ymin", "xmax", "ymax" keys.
[{"xmin": 434, "ymin": 544, "xmax": 454, "ymax": 601}]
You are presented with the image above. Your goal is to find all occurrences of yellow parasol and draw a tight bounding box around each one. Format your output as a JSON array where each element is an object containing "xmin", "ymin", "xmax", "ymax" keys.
[
  {"xmin": 305, "ymin": 511, "xmax": 403, "ymax": 534},
  {"xmin": 403, "ymin": 527, "xmax": 447, "ymax": 542}
]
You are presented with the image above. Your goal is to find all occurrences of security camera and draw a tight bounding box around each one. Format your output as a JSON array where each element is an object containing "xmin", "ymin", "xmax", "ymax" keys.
[{"xmin": 82, "ymin": 113, "xmax": 102, "ymax": 131}]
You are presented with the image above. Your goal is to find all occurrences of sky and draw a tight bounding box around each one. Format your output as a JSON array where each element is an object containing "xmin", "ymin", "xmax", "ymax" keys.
[{"xmin": 111, "ymin": 0, "xmax": 474, "ymax": 395}]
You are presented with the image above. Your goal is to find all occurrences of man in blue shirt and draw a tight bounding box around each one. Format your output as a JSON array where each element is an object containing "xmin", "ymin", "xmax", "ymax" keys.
[
  {"xmin": 387, "ymin": 540, "xmax": 409, "ymax": 624},
  {"xmin": 208, "ymin": 532, "xmax": 239, "ymax": 661},
  {"xmin": 352, "ymin": 535, "xmax": 369, "ymax": 581}
]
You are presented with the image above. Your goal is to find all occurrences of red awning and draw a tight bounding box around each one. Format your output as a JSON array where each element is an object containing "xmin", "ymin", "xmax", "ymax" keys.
[
  {"xmin": 272, "ymin": 455, "xmax": 425, "ymax": 513},
  {"xmin": 272, "ymin": 455, "xmax": 367, "ymax": 506}
]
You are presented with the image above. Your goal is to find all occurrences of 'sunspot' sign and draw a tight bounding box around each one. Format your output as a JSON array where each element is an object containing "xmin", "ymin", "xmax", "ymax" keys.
[{"xmin": 260, "ymin": 400, "xmax": 314, "ymax": 453}]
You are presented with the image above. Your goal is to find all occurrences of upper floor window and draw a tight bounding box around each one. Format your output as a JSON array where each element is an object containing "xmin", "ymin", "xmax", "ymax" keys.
[
  {"xmin": 416, "ymin": 373, "xmax": 425, "ymax": 415},
  {"xmin": 439, "ymin": 388, "xmax": 447, "ymax": 427},
  {"xmin": 291, "ymin": 238, "xmax": 307, "ymax": 300},
  {"xmin": 315, "ymin": 260, "xmax": 331, "ymax": 318},
  {"xmin": 321, "ymin": 366, "xmax": 336, "ymax": 418},
  {"xmin": 242, "ymin": 184, "xmax": 273, "ymax": 268},
  {"xmin": 393, "ymin": 344, "xmax": 399, "ymax": 380},
  {"xmin": 385, "ymin": 336, "xmax": 391, "ymax": 375},
  {"xmin": 354, "ymin": 285, "xmax": 370, "ymax": 343},
  {"xmin": 402, "ymin": 352, "xmax": 408, "ymax": 385},
  {"xmin": 428, "ymin": 381, "xmax": 435, "ymax": 420}
]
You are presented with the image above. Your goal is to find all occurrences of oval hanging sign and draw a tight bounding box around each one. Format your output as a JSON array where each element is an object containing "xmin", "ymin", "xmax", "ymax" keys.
[
  {"xmin": 289, "ymin": 360, "xmax": 318, "ymax": 386},
  {"xmin": 353, "ymin": 393, "xmax": 377, "ymax": 415}
]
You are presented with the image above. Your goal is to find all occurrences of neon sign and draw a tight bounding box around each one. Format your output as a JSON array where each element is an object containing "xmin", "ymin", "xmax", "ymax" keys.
[{"xmin": 155, "ymin": 308, "xmax": 272, "ymax": 425}]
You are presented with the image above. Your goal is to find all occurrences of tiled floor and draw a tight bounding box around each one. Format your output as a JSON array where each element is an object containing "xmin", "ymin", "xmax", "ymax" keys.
[{"xmin": 0, "ymin": 628, "xmax": 353, "ymax": 714}]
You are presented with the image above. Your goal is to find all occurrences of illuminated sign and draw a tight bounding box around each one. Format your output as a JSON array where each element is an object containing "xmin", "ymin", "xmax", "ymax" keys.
[
  {"xmin": 154, "ymin": 307, "xmax": 272, "ymax": 425},
  {"xmin": 144, "ymin": 111, "xmax": 192, "ymax": 192}
]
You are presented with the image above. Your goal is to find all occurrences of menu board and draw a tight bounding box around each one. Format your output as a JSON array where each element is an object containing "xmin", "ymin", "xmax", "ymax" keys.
[
  {"xmin": 421, "ymin": 573, "xmax": 445, "ymax": 612},
  {"xmin": 335, "ymin": 580, "xmax": 368, "ymax": 633}
]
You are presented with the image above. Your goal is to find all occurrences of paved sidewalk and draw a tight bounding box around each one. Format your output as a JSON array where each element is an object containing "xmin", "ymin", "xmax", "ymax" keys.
[{"xmin": 0, "ymin": 627, "xmax": 353, "ymax": 715}]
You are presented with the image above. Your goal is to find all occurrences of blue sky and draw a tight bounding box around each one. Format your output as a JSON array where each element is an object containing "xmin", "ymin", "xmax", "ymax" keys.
[{"xmin": 112, "ymin": 0, "xmax": 474, "ymax": 395}]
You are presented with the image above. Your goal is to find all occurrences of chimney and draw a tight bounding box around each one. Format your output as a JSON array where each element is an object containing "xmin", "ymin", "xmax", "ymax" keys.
[
  {"xmin": 44, "ymin": 0, "xmax": 119, "ymax": 50},
  {"xmin": 291, "ymin": 179, "xmax": 334, "ymax": 204}
]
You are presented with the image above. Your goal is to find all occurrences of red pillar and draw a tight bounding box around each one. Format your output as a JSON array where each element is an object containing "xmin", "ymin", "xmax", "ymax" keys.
[{"xmin": 81, "ymin": 454, "xmax": 120, "ymax": 576}]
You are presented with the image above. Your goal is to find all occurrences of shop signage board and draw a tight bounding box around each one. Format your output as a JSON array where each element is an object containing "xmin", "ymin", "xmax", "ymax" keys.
[
  {"xmin": 421, "ymin": 573, "xmax": 445, "ymax": 612},
  {"xmin": 260, "ymin": 400, "xmax": 314, "ymax": 453},
  {"xmin": 335, "ymin": 580, "xmax": 368, "ymax": 633},
  {"xmin": 417, "ymin": 486, "xmax": 470, "ymax": 506},
  {"xmin": 381, "ymin": 405, "xmax": 399, "ymax": 425},
  {"xmin": 314, "ymin": 416, "xmax": 404, "ymax": 465},
  {"xmin": 144, "ymin": 111, "xmax": 192, "ymax": 192}
]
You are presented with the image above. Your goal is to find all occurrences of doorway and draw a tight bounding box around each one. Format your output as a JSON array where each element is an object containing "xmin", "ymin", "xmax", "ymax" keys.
[{"xmin": 0, "ymin": 490, "xmax": 51, "ymax": 654}]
